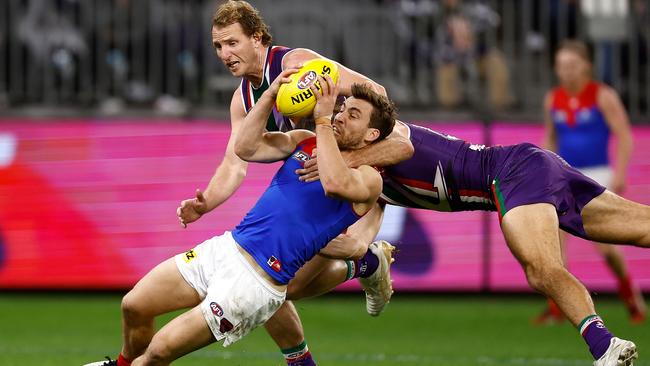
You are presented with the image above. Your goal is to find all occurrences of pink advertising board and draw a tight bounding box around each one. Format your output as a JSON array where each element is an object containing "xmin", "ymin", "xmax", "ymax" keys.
[{"xmin": 0, "ymin": 120, "xmax": 649, "ymax": 292}]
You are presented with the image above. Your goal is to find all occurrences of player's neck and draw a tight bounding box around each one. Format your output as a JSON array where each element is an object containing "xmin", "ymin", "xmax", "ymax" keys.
[
  {"xmin": 246, "ymin": 46, "xmax": 270, "ymax": 88},
  {"xmin": 563, "ymin": 78, "xmax": 590, "ymax": 96}
]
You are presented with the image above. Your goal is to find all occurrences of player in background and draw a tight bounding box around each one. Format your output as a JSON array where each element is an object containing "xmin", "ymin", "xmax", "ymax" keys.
[
  {"xmin": 173, "ymin": 1, "xmax": 411, "ymax": 366},
  {"xmin": 538, "ymin": 39, "xmax": 646, "ymax": 324},
  {"xmin": 84, "ymin": 74, "xmax": 396, "ymax": 366}
]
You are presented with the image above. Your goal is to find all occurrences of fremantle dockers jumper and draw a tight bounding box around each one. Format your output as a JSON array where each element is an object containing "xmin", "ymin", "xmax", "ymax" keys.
[
  {"xmin": 231, "ymin": 137, "xmax": 362, "ymax": 284},
  {"xmin": 240, "ymin": 45, "xmax": 294, "ymax": 132},
  {"xmin": 550, "ymin": 81, "xmax": 610, "ymax": 168},
  {"xmin": 381, "ymin": 123, "xmax": 498, "ymax": 212},
  {"xmin": 382, "ymin": 123, "xmax": 605, "ymax": 239}
]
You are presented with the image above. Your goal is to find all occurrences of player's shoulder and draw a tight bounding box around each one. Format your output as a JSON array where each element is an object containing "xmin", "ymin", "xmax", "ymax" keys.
[{"xmin": 282, "ymin": 48, "xmax": 324, "ymax": 69}]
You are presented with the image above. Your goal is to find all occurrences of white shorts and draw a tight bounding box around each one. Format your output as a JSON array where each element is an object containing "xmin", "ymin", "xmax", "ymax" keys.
[
  {"xmin": 577, "ymin": 166, "xmax": 612, "ymax": 188},
  {"xmin": 174, "ymin": 231, "xmax": 286, "ymax": 347}
]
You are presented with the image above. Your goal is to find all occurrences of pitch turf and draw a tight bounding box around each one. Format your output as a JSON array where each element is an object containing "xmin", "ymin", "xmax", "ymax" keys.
[{"xmin": 0, "ymin": 293, "xmax": 648, "ymax": 366}]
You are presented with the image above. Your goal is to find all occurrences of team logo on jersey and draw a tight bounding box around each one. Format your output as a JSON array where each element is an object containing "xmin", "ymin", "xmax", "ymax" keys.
[
  {"xmin": 209, "ymin": 302, "xmax": 224, "ymax": 317},
  {"xmin": 267, "ymin": 255, "xmax": 282, "ymax": 272},
  {"xmin": 292, "ymin": 150, "xmax": 310, "ymax": 163},
  {"xmin": 183, "ymin": 249, "xmax": 197, "ymax": 263},
  {"xmin": 297, "ymin": 71, "xmax": 317, "ymax": 90}
]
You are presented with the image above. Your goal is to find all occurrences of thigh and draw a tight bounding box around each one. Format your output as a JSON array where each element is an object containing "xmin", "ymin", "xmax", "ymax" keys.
[
  {"xmin": 126, "ymin": 258, "xmax": 202, "ymax": 316},
  {"xmin": 582, "ymin": 190, "xmax": 650, "ymax": 245},
  {"xmin": 501, "ymin": 203, "xmax": 564, "ymax": 267}
]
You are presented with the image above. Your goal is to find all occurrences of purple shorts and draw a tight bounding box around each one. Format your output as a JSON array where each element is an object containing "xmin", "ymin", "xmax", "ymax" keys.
[{"xmin": 490, "ymin": 143, "xmax": 606, "ymax": 239}]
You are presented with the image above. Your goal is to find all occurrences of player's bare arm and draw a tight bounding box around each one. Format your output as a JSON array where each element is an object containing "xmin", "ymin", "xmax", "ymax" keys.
[
  {"xmin": 541, "ymin": 91, "xmax": 557, "ymax": 151},
  {"xmin": 319, "ymin": 202, "xmax": 384, "ymax": 260},
  {"xmin": 234, "ymin": 68, "xmax": 314, "ymax": 163},
  {"xmin": 598, "ymin": 85, "xmax": 633, "ymax": 193},
  {"xmin": 341, "ymin": 121, "xmax": 414, "ymax": 168},
  {"xmin": 176, "ymin": 89, "xmax": 249, "ymax": 227},
  {"xmin": 283, "ymin": 48, "xmax": 387, "ymax": 97},
  {"xmin": 297, "ymin": 120, "xmax": 413, "ymax": 182},
  {"xmin": 311, "ymin": 75, "xmax": 382, "ymax": 208}
]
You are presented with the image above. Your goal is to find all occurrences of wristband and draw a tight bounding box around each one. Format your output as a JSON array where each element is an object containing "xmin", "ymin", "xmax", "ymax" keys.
[{"xmin": 314, "ymin": 116, "xmax": 332, "ymax": 126}]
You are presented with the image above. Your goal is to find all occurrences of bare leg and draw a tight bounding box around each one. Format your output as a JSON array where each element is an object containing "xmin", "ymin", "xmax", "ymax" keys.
[
  {"xmin": 581, "ymin": 190, "xmax": 650, "ymax": 246},
  {"xmin": 264, "ymin": 301, "xmax": 304, "ymax": 349},
  {"xmin": 131, "ymin": 306, "xmax": 215, "ymax": 366},
  {"xmin": 501, "ymin": 203, "xmax": 595, "ymax": 326},
  {"xmin": 121, "ymin": 258, "xmax": 202, "ymax": 360}
]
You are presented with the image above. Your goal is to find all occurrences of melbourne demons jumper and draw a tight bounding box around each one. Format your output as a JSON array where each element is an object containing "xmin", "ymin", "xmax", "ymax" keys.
[
  {"xmin": 550, "ymin": 81, "xmax": 609, "ymax": 169},
  {"xmin": 240, "ymin": 45, "xmax": 294, "ymax": 132},
  {"xmin": 381, "ymin": 122, "xmax": 605, "ymax": 239},
  {"xmin": 232, "ymin": 136, "xmax": 362, "ymax": 284}
]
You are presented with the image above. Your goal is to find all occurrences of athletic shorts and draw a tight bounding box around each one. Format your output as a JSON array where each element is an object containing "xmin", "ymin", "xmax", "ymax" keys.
[
  {"xmin": 490, "ymin": 143, "xmax": 606, "ymax": 239},
  {"xmin": 578, "ymin": 165, "xmax": 612, "ymax": 188},
  {"xmin": 174, "ymin": 231, "xmax": 286, "ymax": 347}
]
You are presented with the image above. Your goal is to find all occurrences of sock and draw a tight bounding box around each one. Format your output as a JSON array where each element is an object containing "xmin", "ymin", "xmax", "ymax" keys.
[
  {"xmin": 281, "ymin": 341, "xmax": 316, "ymax": 366},
  {"xmin": 352, "ymin": 250, "xmax": 380, "ymax": 279},
  {"xmin": 116, "ymin": 353, "xmax": 131, "ymax": 366},
  {"xmin": 579, "ymin": 315, "xmax": 614, "ymax": 360},
  {"xmin": 547, "ymin": 298, "xmax": 563, "ymax": 317}
]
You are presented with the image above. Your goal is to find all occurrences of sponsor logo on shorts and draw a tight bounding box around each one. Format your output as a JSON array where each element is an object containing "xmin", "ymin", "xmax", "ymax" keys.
[
  {"xmin": 209, "ymin": 302, "xmax": 224, "ymax": 317},
  {"xmin": 267, "ymin": 255, "xmax": 282, "ymax": 272},
  {"xmin": 297, "ymin": 71, "xmax": 317, "ymax": 90},
  {"xmin": 183, "ymin": 249, "xmax": 197, "ymax": 263},
  {"xmin": 292, "ymin": 150, "xmax": 310, "ymax": 163}
]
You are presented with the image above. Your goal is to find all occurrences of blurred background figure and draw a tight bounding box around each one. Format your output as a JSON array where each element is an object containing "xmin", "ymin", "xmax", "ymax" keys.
[
  {"xmin": 540, "ymin": 39, "xmax": 646, "ymax": 325},
  {"xmin": 433, "ymin": 0, "xmax": 513, "ymax": 110}
]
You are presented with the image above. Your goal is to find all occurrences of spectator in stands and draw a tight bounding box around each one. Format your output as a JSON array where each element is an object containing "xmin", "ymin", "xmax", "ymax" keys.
[{"xmin": 432, "ymin": 0, "xmax": 513, "ymax": 110}]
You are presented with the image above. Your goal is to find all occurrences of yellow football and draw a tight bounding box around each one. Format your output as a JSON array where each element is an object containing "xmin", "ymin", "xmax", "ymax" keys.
[{"xmin": 276, "ymin": 59, "xmax": 339, "ymax": 118}]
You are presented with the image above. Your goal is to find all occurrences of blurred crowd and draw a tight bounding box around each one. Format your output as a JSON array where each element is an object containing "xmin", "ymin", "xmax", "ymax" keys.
[{"xmin": 0, "ymin": 0, "xmax": 649, "ymax": 118}]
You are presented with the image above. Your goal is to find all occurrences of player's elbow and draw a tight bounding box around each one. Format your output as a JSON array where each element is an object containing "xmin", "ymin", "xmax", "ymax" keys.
[{"xmin": 234, "ymin": 141, "xmax": 256, "ymax": 161}]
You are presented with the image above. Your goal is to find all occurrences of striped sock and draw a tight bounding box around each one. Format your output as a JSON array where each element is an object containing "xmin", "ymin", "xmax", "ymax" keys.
[
  {"xmin": 579, "ymin": 315, "xmax": 613, "ymax": 360},
  {"xmin": 281, "ymin": 341, "xmax": 316, "ymax": 366}
]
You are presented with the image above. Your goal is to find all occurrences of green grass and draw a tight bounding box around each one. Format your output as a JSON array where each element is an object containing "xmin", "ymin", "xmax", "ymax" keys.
[{"xmin": 0, "ymin": 293, "xmax": 648, "ymax": 366}]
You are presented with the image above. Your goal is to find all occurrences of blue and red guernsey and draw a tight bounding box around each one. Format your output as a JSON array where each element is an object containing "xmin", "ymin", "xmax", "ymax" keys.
[
  {"xmin": 232, "ymin": 137, "xmax": 362, "ymax": 284},
  {"xmin": 381, "ymin": 123, "xmax": 499, "ymax": 212},
  {"xmin": 550, "ymin": 81, "xmax": 610, "ymax": 168},
  {"xmin": 240, "ymin": 45, "xmax": 294, "ymax": 132}
]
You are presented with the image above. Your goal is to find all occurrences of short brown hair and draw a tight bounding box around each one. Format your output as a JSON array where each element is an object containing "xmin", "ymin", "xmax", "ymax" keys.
[
  {"xmin": 212, "ymin": 1, "xmax": 273, "ymax": 46},
  {"xmin": 351, "ymin": 84, "xmax": 397, "ymax": 142},
  {"xmin": 557, "ymin": 39, "xmax": 592, "ymax": 63}
]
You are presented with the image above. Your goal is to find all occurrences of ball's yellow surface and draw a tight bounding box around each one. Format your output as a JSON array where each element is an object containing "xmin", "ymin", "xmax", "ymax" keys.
[{"xmin": 276, "ymin": 59, "xmax": 339, "ymax": 118}]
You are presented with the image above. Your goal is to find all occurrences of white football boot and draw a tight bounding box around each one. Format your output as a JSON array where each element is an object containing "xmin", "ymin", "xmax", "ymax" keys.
[
  {"xmin": 593, "ymin": 337, "xmax": 638, "ymax": 366},
  {"xmin": 358, "ymin": 240, "xmax": 395, "ymax": 317},
  {"xmin": 83, "ymin": 357, "xmax": 117, "ymax": 366}
]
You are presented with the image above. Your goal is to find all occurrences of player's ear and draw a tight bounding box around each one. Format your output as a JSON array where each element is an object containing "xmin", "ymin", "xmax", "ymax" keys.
[
  {"xmin": 365, "ymin": 128, "xmax": 380, "ymax": 144},
  {"xmin": 253, "ymin": 32, "xmax": 262, "ymax": 48}
]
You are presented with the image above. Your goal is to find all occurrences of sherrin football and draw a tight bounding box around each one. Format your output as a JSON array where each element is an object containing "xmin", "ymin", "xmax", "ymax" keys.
[{"xmin": 276, "ymin": 59, "xmax": 339, "ymax": 118}]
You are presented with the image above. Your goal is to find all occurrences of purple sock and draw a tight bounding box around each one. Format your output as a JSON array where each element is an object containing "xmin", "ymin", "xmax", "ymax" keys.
[
  {"xmin": 579, "ymin": 315, "xmax": 613, "ymax": 360},
  {"xmin": 353, "ymin": 250, "xmax": 380, "ymax": 278},
  {"xmin": 282, "ymin": 341, "xmax": 317, "ymax": 366}
]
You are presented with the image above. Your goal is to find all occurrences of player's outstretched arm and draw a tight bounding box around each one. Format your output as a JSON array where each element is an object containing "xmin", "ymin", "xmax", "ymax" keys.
[
  {"xmin": 311, "ymin": 75, "xmax": 382, "ymax": 205},
  {"xmin": 234, "ymin": 68, "xmax": 312, "ymax": 163},
  {"xmin": 283, "ymin": 48, "xmax": 387, "ymax": 97}
]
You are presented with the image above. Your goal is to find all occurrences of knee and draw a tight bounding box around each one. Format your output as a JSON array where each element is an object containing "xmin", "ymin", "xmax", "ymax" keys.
[
  {"xmin": 523, "ymin": 263, "xmax": 566, "ymax": 294},
  {"xmin": 121, "ymin": 291, "xmax": 149, "ymax": 321},
  {"xmin": 141, "ymin": 341, "xmax": 173, "ymax": 365}
]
